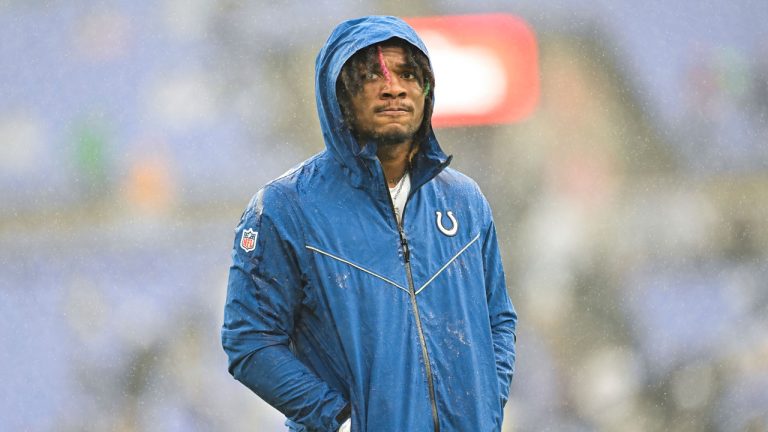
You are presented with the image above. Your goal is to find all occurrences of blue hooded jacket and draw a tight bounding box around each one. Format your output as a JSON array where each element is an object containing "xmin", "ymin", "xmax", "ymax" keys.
[{"xmin": 222, "ymin": 15, "xmax": 517, "ymax": 432}]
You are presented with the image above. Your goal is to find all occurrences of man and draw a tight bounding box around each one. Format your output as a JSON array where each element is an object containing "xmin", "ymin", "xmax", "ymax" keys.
[{"xmin": 222, "ymin": 15, "xmax": 517, "ymax": 432}]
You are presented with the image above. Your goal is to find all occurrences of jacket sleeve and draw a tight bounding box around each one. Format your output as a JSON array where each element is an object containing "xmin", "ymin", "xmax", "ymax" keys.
[
  {"xmin": 221, "ymin": 187, "xmax": 348, "ymax": 432},
  {"xmin": 482, "ymin": 217, "xmax": 518, "ymax": 409}
]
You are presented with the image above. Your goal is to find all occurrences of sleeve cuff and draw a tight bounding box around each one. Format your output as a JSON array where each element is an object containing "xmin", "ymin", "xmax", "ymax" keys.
[{"xmin": 335, "ymin": 402, "xmax": 351, "ymax": 424}]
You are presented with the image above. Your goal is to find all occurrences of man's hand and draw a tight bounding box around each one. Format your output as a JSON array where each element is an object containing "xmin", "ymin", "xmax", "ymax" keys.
[{"xmin": 338, "ymin": 418, "xmax": 351, "ymax": 432}]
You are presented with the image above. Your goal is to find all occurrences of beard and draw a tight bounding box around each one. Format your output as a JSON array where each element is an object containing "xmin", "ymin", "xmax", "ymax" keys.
[
  {"xmin": 354, "ymin": 118, "xmax": 422, "ymax": 148},
  {"xmin": 369, "ymin": 127, "xmax": 414, "ymax": 147}
]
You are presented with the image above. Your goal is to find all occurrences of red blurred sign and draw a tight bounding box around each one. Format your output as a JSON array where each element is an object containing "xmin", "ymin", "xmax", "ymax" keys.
[{"xmin": 406, "ymin": 14, "xmax": 539, "ymax": 127}]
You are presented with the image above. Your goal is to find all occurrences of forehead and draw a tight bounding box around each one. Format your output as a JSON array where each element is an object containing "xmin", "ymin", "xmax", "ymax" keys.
[
  {"xmin": 378, "ymin": 45, "xmax": 407, "ymax": 59},
  {"xmin": 352, "ymin": 43, "xmax": 414, "ymax": 71}
]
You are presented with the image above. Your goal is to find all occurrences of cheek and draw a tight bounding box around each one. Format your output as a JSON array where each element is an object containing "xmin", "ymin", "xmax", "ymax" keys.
[
  {"xmin": 414, "ymin": 96, "xmax": 426, "ymax": 119},
  {"xmin": 349, "ymin": 95, "xmax": 370, "ymax": 119},
  {"xmin": 352, "ymin": 89, "xmax": 377, "ymax": 111}
]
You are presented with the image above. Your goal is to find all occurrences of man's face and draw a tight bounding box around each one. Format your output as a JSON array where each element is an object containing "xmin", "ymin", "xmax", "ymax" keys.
[{"xmin": 348, "ymin": 45, "xmax": 426, "ymax": 145}]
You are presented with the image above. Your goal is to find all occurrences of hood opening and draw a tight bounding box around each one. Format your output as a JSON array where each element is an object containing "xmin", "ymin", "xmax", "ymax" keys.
[{"xmin": 314, "ymin": 16, "xmax": 449, "ymax": 189}]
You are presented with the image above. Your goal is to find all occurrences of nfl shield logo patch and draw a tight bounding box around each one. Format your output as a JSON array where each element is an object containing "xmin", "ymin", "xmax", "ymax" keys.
[{"xmin": 240, "ymin": 228, "xmax": 257, "ymax": 252}]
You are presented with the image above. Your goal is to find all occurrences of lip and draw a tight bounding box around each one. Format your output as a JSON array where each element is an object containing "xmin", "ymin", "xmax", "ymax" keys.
[
  {"xmin": 376, "ymin": 110, "xmax": 409, "ymax": 116},
  {"xmin": 374, "ymin": 107, "xmax": 412, "ymax": 117},
  {"xmin": 374, "ymin": 105, "xmax": 412, "ymax": 114}
]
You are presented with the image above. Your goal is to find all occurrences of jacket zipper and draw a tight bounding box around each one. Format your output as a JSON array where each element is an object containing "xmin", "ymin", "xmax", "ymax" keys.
[
  {"xmin": 380, "ymin": 165, "xmax": 441, "ymax": 432},
  {"xmin": 402, "ymin": 234, "xmax": 441, "ymax": 432}
]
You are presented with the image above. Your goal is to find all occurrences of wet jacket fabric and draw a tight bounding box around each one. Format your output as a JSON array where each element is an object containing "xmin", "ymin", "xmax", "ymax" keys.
[{"xmin": 222, "ymin": 15, "xmax": 517, "ymax": 432}]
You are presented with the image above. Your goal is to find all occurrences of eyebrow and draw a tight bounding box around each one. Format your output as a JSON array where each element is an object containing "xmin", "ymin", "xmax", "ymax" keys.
[{"xmin": 392, "ymin": 62, "xmax": 417, "ymax": 70}]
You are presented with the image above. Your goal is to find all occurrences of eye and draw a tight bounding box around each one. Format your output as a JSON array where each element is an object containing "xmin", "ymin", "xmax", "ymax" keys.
[
  {"xmin": 362, "ymin": 71, "xmax": 380, "ymax": 81},
  {"xmin": 401, "ymin": 71, "xmax": 416, "ymax": 80}
]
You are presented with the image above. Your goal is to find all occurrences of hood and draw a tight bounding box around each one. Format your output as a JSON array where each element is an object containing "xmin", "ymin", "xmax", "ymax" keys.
[{"xmin": 314, "ymin": 15, "xmax": 450, "ymax": 190}]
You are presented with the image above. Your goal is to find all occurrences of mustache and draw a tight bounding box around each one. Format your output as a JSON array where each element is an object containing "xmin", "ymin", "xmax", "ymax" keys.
[{"xmin": 374, "ymin": 104, "xmax": 414, "ymax": 113}]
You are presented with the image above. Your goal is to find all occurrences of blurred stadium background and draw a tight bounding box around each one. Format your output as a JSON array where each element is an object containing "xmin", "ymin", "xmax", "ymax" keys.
[{"xmin": 2, "ymin": 1, "xmax": 767, "ymax": 431}]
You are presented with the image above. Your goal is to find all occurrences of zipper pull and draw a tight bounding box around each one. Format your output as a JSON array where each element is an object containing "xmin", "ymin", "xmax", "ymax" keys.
[{"xmin": 401, "ymin": 237, "xmax": 410, "ymax": 263}]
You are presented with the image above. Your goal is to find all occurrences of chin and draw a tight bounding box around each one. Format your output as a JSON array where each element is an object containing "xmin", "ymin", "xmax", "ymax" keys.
[{"xmin": 373, "ymin": 127, "xmax": 413, "ymax": 146}]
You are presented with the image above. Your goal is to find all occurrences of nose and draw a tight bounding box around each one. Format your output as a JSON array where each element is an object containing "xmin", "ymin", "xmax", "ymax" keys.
[{"xmin": 381, "ymin": 76, "xmax": 407, "ymax": 99}]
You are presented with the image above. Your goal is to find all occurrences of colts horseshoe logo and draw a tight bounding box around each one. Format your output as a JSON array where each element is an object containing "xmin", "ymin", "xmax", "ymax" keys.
[{"xmin": 435, "ymin": 211, "xmax": 458, "ymax": 237}]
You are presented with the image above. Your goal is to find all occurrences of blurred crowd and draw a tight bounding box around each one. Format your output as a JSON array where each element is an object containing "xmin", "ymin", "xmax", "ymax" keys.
[{"xmin": 1, "ymin": 1, "xmax": 767, "ymax": 431}]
